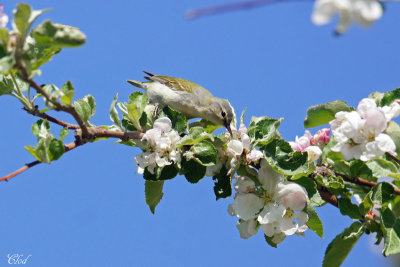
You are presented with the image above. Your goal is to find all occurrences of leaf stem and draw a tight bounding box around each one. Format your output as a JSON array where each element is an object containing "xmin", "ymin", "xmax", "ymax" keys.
[{"xmin": 17, "ymin": 64, "xmax": 90, "ymax": 137}]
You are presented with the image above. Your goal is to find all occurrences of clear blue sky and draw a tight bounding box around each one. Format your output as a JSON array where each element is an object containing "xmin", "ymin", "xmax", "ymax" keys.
[{"xmin": 1, "ymin": 0, "xmax": 399, "ymax": 266}]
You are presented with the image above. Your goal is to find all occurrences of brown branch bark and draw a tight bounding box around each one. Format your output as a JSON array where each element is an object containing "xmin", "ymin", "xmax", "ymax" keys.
[
  {"xmin": 386, "ymin": 152, "xmax": 400, "ymax": 165},
  {"xmin": 18, "ymin": 65, "xmax": 89, "ymax": 136},
  {"xmin": 186, "ymin": 0, "xmax": 312, "ymax": 19},
  {"xmin": 23, "ymin": 107, "xmax": 79, "ymax": 129},
  {"xmin": 316, "ymin": 186, "xmax": 338, "ymax": 207},
  {"xmin": 0, "ymin": 141, "xmax": 80, "ymax": 182},
  {"xmin": 0, "ymin": 130, "xmax": 145, "ymax": 182},
  {"xmin": 337, "ymin": 172, "xmax": 400, "ymax": 195}
]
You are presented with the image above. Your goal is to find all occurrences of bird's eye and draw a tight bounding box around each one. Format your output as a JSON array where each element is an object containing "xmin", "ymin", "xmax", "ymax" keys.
[{"xmin": 221, "ymin": 111, "xmax": 226, "ymax": 117}]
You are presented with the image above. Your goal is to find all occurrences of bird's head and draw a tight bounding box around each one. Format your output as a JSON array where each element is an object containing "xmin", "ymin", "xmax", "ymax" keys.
[{"xmin": 210, "ymin": 98, "xmax": 234, "ymax": 136}]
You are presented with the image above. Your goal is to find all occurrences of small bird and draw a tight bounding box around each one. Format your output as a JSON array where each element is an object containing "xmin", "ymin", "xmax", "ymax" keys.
[{"xmin": 127, "ymin": 71, "xmax": 234, "ymax": 135}]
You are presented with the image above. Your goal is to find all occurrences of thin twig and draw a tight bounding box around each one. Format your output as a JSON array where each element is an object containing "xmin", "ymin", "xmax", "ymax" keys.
[
  {"xmin": 337, "ymin": 172, "xmax": 400, "ymax": 195},
  {"xmin": 316, "ymin": 186, "xmax": 338, "ymax": 207},
  {"xmin": 17, "ymin": 65, "xmax": 90, "ymax": 137},
  {"xmin": 23, "ymin": 107, "xmax": 79, "ymax": 129},
  {"xmin": 0, "ymin": 130, "xmax": 144, "ymax": 182},
  {"xmin": 0, "ymin": 141, "xmax": 80, "ymax": 182},
  {"xmin": 386, "ymin": 152, "xmax": 400, "ymax": 165},
  {"xmin": 186, "ymin": 0, "xmax": 312, "ymax": 19}
]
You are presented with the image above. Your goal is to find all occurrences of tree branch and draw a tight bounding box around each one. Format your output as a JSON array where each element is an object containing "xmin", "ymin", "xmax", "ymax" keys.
[
  {"xmin": 23, "ymin": 107, "xmax": 79, "ymax": 129},
  {"xmin": 0, "ymin": 129, "xmax": 145, "ymax": 182},
  {"xmin": 186, "ymin": 0, "xmax": 312, "ymax": 19},
  {"xmin": 316, "ymin": 185, "xmax": 338, "ymax": 207},
  {"xmin": 386, "ymin": 152, "xmax": 400, "ymax": 165},
  {"xmin": 336, "ymin": 172, "xmax": 400, "ymax": 195},
  {"xmin": 17, "ymin": 65, "xmax": 90, "ymax": 137},
  {"xmin": 0, "ymin": 141, "xmax": 80, "ymax": 182}
]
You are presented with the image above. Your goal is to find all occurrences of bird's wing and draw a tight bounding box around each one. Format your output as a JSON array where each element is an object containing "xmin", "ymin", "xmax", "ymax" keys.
[{"xmin": 146, "ymin": 74, "xmax": 200, "ymax": 93}]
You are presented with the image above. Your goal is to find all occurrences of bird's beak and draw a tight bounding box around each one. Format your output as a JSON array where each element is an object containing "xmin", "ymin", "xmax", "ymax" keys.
[{"xmin": 224, "ymin": 118, "xmax": 233, "ymax": 137}]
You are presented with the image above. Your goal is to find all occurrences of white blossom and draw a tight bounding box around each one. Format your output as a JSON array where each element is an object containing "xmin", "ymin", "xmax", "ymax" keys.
[
  {"xmin": 382, "ymin": 100, "xmax": 400, "ymax": 121},
  {"xmin": 305, "ymin": 146, "xmax": 322, "ymax": 162},
  {"xmin": 330, "ymin": 98, "xmax": 397, "ymax": 161},
  {"xmin": 290, "ymin": 130, "xmax": 324, "ymax": 162},
  {"xmin": 311, "ymin": 0, "xmax": 383, "ymax": 34},
  {"xmin": 134, "ymin": 117, "xmax": 181, "ymax": 174},
  {"xmin": 237, "ymin": 219, "xmax": 258, "ymax": 239},
  {"xmin": 0, "ymin": 5, "xmax": 8, "ymax": 28},
  {"xmin": 234, "ymin": 176, "xmax": 255, "ymax": 193},
  {"xmin": 231, "ymin": 193, "xmax": 264, "ymax": 221},
  {"xmin": 229, "ymin": 160, "xmax": 309, "ymax": 241}
]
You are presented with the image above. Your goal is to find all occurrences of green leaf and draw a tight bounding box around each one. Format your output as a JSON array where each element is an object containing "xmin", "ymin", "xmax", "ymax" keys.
[
  {"xmin": 48, "ymin": 139, "xmax": 64, "ymax": 161},
  {"xmin": 13, "ymin": 3, "xmax": 32, "ymax": 36},
  {"xmin": 0, "ymin": 56, "xmax": 14, "ymax": 75},
  {"xmin": 366, "ymin": 159, "xmax": 400, "ymax": 179},
  {"xmin": 74, "ymin": 99, "xmax": 91, "ymax": 123},
  {"xmin": 35, "ymin": 138, "xmax": 51, "ymax": 163},
  {"xmin": 304, "ymin": 100, "xmax": 352, "ymax": 128},
  {"xmin": 381, "ymin": 207, "xmax": 400, "ymax": 256},
  {"xmin": 27, "ymin": 42, "xmax": 61, "ymax": 70},
  {"xmin": 109, "ymin": 93, "xmax": 123, "ymax": 129},
  {"xmin": 295, "ymin": 177, "xmax": 325, "ymax": 207},
  {"xmin": 31, "ymin": 119, "xmax": 50, "ymax": 138},
  {"xmin": 177, "ymin": 127, "xmax": 214, "ymax": 147},
  {"xmin": 181, "ymin": 159, "xmax": 206, "ymax": 183},
  {"xmin": 305, "ymin": 202, "xmax": 324, "ymax": 238},
  {"xmin": 248, "ymin": 116, "xmax": 283, "ymax": 146},
  {"xmin": 189, "ymin": 119, "xmax": 222, "ymax": 133},
  {"xmin": 264, "ymin": 234, "xmax": 278, "ymax": 248},
  {"xmin": 380, "ymin": 88, "xmax": 400, "ymax": 107},
  {"xmin": 13, "ymin": 4, "xmax": 50, "ymax": 37},
  {"xmin": 161, "ymin": 107, "xmax": 187, "ymax": 134},
  {"xmin": 125, "ymin": 92, "xmax": 147, "ymax": 130},
  {"xmin": 59, "ymin": 128, "xmax": 68, "ymax": 141},
  {"xmin": 143, "ymin": 165, "xmax": 178, "ymax": 181},
  {"xmin": 370, "ymin": 182, "xmax": 395, "ymax": 205},
  {"xmin": 84, "ymin": 95, "xmax": 96, "ymax": 119},
  {"xmin": 323, "ymin": 222, "xmax": 365, "ymax": 267},
  {"xmin": 212, "ymin": 165, "xmax": 232, "ymax": 200},
  {"xmin": 24, "ymin": 145, "xmax": 40, "ymax": 161},
  {"xmin": 145, "ymin": 180, "xmax": 164, "ymax": 214},
  {"xmin": 185, "ymin": 141, "xmax": 217, "ymax": 166},
  {"xmin": 31, "ymin": 20, "xmax": 86, "ymax": 47},
  {"xmin": 0, "ymin": 75, "xmax": 14, "ymax": 95},
  {"xmin": 0, "ymin": 28, "xmax": 8, "ymax": 46},
  {"xmin": 60, "ymin": 81, "xmax": 74, "ymax": 106},
  {"xmin": 386, "ymin": 121, "xmax": 400, "ymax": 155},
  {"xmin": 338, "ymin": 198, "xmax": 362, "ymax": 220},
  {"xmin": 261, "ymin": 138, "xmax": 313, "ymax": 178}
]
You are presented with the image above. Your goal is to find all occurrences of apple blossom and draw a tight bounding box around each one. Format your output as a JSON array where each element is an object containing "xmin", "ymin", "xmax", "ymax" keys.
[
  {"xmin": 236, "ymin": 219, "xmax": 258, "ymax": 239},
  {"xmin": 311, "ymin": 0, "xmax": 383, "ymax": 34},
  {"xmin": 290, "ymin": 130, "xmax": 323, "ymax": 162},
  {"xmin": 229, "ymin": 160, "xmax": 309, "ymax": 242},
  {"xmin": 0, "ymin": 5, "xmax": 8, "ymax": 28},
  {"xmin": 330, "ymin": 98, "xmax": 397, "ymax": 161},
  {"xmin": 310, "ymin": 128, "xmax": 330, "ymax": 146},
  {"xmin": 134, "ymin": 117, "xmax": 181, "ymax": 174}
]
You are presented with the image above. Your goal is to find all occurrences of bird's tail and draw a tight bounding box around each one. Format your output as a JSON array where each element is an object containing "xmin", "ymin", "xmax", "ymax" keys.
[{"xmin": 127, "ymin": 80, "xmax": 146, "ymax": 89}]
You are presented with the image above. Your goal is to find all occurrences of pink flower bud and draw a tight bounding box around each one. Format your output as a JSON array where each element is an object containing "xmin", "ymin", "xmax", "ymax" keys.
[{"xmin": 310, "ymin": 128, "xmax": 330, "ymax": 146}]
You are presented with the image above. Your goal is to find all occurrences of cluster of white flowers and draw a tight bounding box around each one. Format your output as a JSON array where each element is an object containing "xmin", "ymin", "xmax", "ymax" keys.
[
  {"xmin": 134, "ymin": 117, "xmax": 180, "ymax": 174},
  {"xmin": 228, "ymin": 160, "xmax": 309, "ymax": 243},
  {"xmin": 0, "ymin": 5, "xmax": 8, "ymax": 28},
  {"xmin": 289, "ymin": 128, "xmax": 330, "ymax": 162},
  {"xmin": 206, "ymin": 123, "xmax": 263, "ymax": 176},
  {"xmin": 331, "ymin": 98, "xmax": 400, "ymax": 161},
  {"xmin": 311, "ymin": 0, "xmax": 383, "ymax": 33}
]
